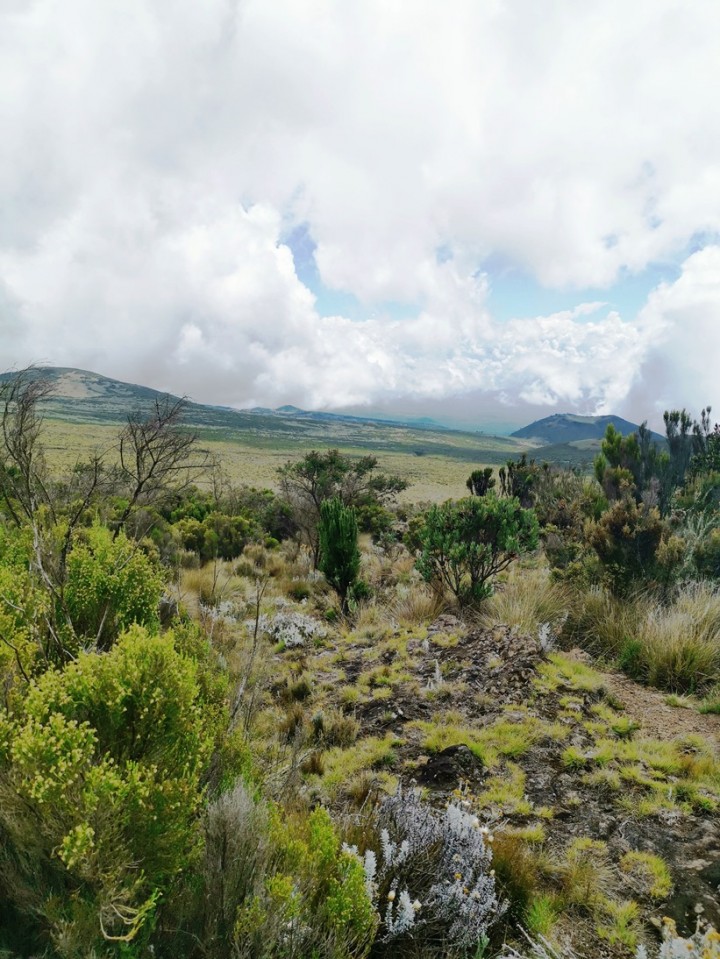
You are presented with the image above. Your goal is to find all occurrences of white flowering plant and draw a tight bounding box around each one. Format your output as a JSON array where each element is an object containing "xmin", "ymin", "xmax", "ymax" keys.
[
  {"xmin": 255, "ymin": 609, "xmax": 327, "ymax": 649},
  {"xmin": 349, "ymin": 787, "xmax": 504, "ymax": 957},
  {"xmin": 637, "ymin": 918, "xmax": 720, "ymax": 959}
]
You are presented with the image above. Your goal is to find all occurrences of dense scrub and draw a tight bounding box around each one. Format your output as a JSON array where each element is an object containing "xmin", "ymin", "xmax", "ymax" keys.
[{"xmin": 1, "ymin": 373, "xmax": 719, "ymax": 958}]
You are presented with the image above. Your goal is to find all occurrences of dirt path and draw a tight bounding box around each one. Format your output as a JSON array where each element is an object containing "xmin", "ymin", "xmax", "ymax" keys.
[{"xmin": 603, "ymin": 670, "xmax": 720, "ymax": 745}]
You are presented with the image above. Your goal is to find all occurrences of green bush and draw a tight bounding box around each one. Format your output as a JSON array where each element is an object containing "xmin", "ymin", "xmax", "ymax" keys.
[
  {"xmin": 0, "ymin": 625, "xmax": 219, "ymax": 953},
  {"xmin": 65, "ymin": 525, "xmax": 164, "ymax": 648},
  {"xmin": 584, "ymin": 499, "xmax": 667, "ymax": 595},
  {"xmin": 318, "ymin": 498, "xmax": 361, "ymax": 613},
  {"xmin": 415, "ymin": 495, "xmax": 539, "ymax": 607}
]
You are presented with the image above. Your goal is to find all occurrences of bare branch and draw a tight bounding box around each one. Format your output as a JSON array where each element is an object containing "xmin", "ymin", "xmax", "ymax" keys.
[{"xmin": 113, "ymin": 395, "xmax": 209, "ymax": 538}]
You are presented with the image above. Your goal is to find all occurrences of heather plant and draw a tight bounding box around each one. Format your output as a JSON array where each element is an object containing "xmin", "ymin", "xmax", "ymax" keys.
[
  {"xmin": 278, "ymin": 449, "xmax": 407, "ymax": 567},
  {"xmin": 584, "ymin": 498, "xmax": 667, "ymax": 595},
  {"xmin": 318, "ymin": 497, "xmax": 362, "ymax": 613},
  {"xmin": 0, "ymin": 624, "xmax": 221, "ymax": 953},
  {"xmin": 64, "ymin": 524, "xmax": 165, "ymax": 649},
  {"xmin": 228, "ymin": 800, "xmax": 377, "ymax": 959}
]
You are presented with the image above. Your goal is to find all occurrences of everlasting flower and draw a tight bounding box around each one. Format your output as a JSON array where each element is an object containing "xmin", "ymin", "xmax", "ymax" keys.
[{"xmin": 387, "ymin": 890, "xmax": 396, "ymax": 901}]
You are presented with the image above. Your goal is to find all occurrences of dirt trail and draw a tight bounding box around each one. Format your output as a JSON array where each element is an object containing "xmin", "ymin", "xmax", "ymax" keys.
[{"xmin": 602, "ymin": 670, "xmax": 720, "ymax": 745}]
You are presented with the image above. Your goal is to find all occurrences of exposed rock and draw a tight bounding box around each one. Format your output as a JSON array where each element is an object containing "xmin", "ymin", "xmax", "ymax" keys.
[{"xmin": 416, "ymin": 744, "xmax": 484, "ymax": 789}]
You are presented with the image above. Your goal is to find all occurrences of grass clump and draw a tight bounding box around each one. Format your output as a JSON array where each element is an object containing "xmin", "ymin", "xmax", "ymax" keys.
[
  {"xmin": 479, "ymin": 566, "xmax": 571, "ymax": 635},
  {"xmin": 596, "ymin": 899, "xmax": 641, "ymax": 950},
  {"xmin": 525, "ymin": 894, "xmax": 562, "ymax": 938},
  {"xmin": 556, "ymin": 838, "xmax": 613, "ymax": 910},
  {"xmin": 319, "ymin": 733, "xmax": 401, "ymax": 795},
  {"xmin": 619, "ymin": 851, "xmax": 672, "ymax": 900},
  {"xmin": 536, "ymin": 653, "xmax": 607, "ymax": 695}
]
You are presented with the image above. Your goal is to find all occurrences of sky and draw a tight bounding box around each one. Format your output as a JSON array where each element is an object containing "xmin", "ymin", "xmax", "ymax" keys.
[{"xmin": 1, "ymin": 0, "xmax": 720, "ymax": 432}]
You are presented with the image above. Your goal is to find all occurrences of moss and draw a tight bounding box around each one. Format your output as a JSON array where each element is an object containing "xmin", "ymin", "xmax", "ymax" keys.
[
  {"xmin": 535, "ymin": 653, "xmax": 607, "ymax": 695},
  {"xmin": 319, "ymin": 733, "xmax": 401, "ymax": 795}
]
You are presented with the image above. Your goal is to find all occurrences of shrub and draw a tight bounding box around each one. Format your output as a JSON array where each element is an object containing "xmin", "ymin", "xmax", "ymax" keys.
[
  {"xmin": 479, "ymin": 567, "xmax": 569, "ymax": 635},
  {"xmin": 0, "ymin": 625, "xmax": 218, "ymax": 952},
  {"xmin": 356, "ymin": 787, "xmax": 503, "ymax": 957},
  {"xmin": 65, "ymin": 524, "xmax": 164, "ymax": 649},
  {"xmin": 584, "ymin": 499, "xmax": 667, "ymax": 595},
  {"xmin": 415, "ymin": 495, "xmax": 539, "ymax": 607},
  {"xmin": 636, "ymin": 918, "xmax": 720, "ymax": 959},
  {"xmin": 259, "ymin": 608, "xmax": 328, "ymax": 649},
  {"xmin": 318, "ymin": 498, "xmax": 361, "ymax": 613}
]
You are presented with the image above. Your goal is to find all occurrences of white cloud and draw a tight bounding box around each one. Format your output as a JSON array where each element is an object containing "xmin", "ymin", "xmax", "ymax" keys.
[
  {"xmin": 619, "ymin": 246, "xmax": 720, "ymax": 422},
  {"xmin": 1, "ymin": 0, "xmax": 719, "ymax": 421}
]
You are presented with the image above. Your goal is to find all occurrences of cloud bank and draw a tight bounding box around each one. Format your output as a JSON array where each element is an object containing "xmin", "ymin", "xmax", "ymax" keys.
[{"xmin": 1, "ymin": 1, "xmax": 719, "ymax": 425}]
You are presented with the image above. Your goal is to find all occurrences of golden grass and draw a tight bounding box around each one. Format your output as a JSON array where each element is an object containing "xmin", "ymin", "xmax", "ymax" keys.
[
  {"xmin": 38, "ymin": 415, "xmax": 529, "ymax": 503},
  {"xmin": 479, "ymin": 566, "xmax": 571, "ymax": 635}
]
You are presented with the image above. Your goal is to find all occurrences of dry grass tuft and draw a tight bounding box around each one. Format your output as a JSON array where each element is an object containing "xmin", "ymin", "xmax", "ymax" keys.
[
  {"xmin": 628, "ymin": 583, "xmax": 720, "ymax": 692},
  {"xmin": 391, "ymin": 583, "xmax": 445, "ymax": 625},
  {"xmin": 479, "ymin": 567, "xmax": 571, "ymax": 635}
]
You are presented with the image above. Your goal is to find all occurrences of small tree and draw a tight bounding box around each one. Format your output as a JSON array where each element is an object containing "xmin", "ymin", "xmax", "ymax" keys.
[
  {"xmin": 278, "ymin": 449, "xmax": 407, "ymax": 565},
  {"xmin": 415, "ymin": 495, "xmax": 539, "ymax": 607},
  {"xmin": 318, "ymin": 497, "xmax": 361, "ymax": 613},
  {"xmin": 584, "ymin": 498, "xmax": 667, "ymax": 595},
  {"xmin": 114, "ymin": 395, "xmax": 210, "ymax": 539},
  {"xmin": 498, "ymin": 454, "xmax": 542, "ymax": 508},
  {"xmin": 466, "ymin": 467, "xmax": 495, "ymax": 497}
]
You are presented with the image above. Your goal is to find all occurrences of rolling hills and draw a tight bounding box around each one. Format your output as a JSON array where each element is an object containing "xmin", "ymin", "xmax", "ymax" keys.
[{"xmin": 0, "ymin": 367, "xmax": 660, "ymax": 497}]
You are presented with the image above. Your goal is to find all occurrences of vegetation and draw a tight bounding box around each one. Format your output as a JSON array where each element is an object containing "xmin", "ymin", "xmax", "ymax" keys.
[
  {"xmin": 318, "ymin": 498, "xmax": 362, "ymax": 613},
  {"xmin": 1, "ymin": 368, "xmax": 720, "ymax": 959},
  {"xmin": 415, "ymin": 494, "xmax": 539, "ymax": 606}
]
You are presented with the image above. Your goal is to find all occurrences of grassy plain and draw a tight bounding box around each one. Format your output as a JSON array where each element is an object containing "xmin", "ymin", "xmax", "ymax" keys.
[{"xmin": 40, "ymin": 415, "xmax": 534, "ymax": 502}]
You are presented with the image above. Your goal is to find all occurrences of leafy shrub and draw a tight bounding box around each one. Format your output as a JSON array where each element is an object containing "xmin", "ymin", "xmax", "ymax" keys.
[
  {"xmin": 0, "ymin": 625, "xmax": 219, "ymax": 952},
  {"xmin": 65, "ymin": 524, "xmax": 164, "ymax": 648},
  {"xmin": 415, "ymin": 495, "xmax": 539, "ymax": 607},
  {"xmin": 176, "ymin": 511, "xmax": 259, "ymax": 562},
  {"xmin": 584, "ymin": 499, "xmax": 667, "ymax": 595},
  {"xmin": 230, "ymin": 800, "xmax": 377, "ymax": 959}
]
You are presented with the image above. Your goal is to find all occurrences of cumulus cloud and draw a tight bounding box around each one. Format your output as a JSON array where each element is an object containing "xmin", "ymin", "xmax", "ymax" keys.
[
  {"xmin": 618, "ymin": 246, "xmax": 720, "ymax": 422},
  {"xmin": 1, "ymin": 0, "xmax": 719, "ymax": 422}
]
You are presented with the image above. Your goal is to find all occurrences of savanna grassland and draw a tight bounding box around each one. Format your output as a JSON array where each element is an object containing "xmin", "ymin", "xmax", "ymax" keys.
[
  {"xmin": 39, "ymin": 413, "xmax": 532, "ymax": 502},
  {"xmin": 1, "ymin": 369, "xmax": 719, "ymax": 959}
]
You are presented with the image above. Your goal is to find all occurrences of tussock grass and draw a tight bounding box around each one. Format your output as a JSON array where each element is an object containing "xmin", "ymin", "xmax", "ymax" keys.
[
  {"xmin": 391, "ymin": 583, "xmax": 445, "ymax": 626},
  {"xmin": 556, "ymin": 838, "xmax": 613, "ymax": 909},
  {"xmin": 319, "ymin": 734, "xmax": 400, "ymax": 795},
  {"xmin": 627, "ymin": 583, "xmax": 720, "ymax": 692},
  {"xmin": 561, "ymin": 585, "xmax": 647, "ymax": 658},
  {"xmin": 619, "ymin": 851, "xmax": 672, "ymax": 900},
  {"xmin": 563, "ymin": 582, "xmax": 720, "ymax": 693},
  {"xmin": 479, "ymin": 567, "xmax": 571, "ymax": 635}
]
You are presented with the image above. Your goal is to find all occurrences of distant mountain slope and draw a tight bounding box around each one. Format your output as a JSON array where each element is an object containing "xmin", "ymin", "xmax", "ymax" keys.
[
  {"xmin": 512, "ymin": 413, "xmax": 664, "ymax": 445},
  {"xmin": 0, "ymin": 367, "xmax": 531, "ymax": 465}
]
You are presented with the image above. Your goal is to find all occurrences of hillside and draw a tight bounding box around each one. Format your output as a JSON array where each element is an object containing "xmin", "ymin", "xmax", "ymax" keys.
[
  {"xmin": 0, "ymin": 366, "xmax": 530, "ymax": 466},
  {"xmin": 512, "ymin": 413, "xmax": 664, "ymax": 446}
]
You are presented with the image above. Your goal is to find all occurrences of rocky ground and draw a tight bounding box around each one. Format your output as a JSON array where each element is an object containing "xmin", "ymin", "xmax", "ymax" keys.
[{"xmin": 255, "ymin": 609, "xmax": 720, "ymax": 955}]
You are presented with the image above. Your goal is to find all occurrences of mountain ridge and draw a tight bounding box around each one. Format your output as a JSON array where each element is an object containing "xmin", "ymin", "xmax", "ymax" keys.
[{"xmin": 512, "ymin": 412, "xmax": 665, "ymax": 445}]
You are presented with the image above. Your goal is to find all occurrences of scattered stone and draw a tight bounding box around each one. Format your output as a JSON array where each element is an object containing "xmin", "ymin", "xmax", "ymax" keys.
[{"xmin": 416, "ymin": 744, "xmax": 484, "ymax": 789}]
